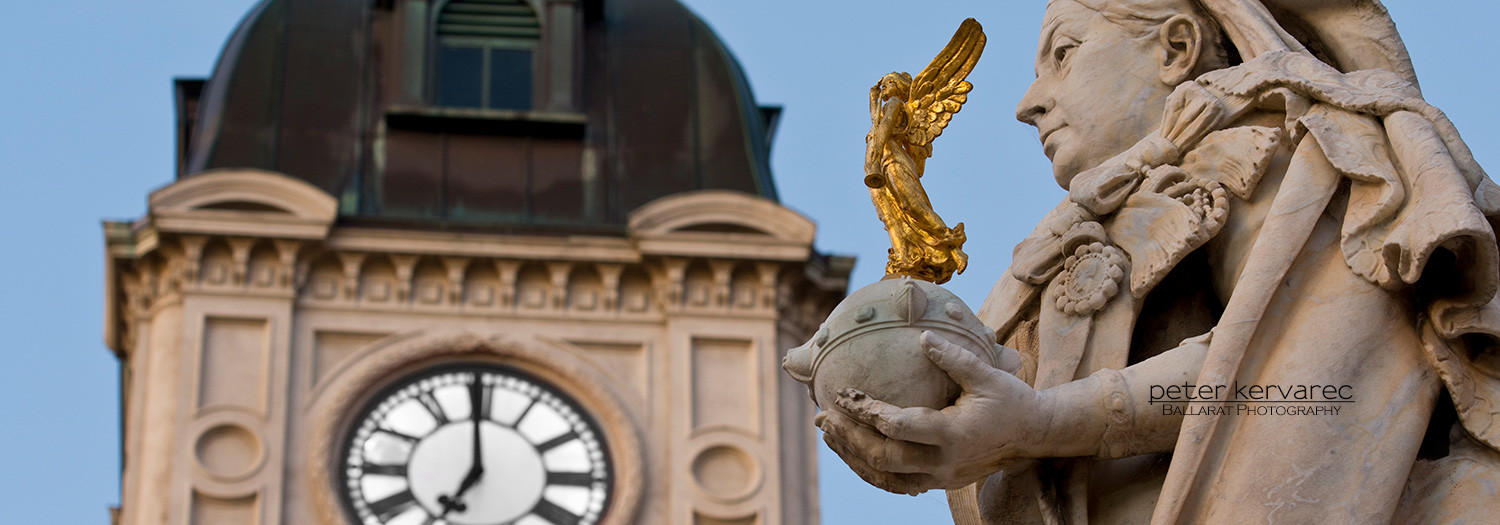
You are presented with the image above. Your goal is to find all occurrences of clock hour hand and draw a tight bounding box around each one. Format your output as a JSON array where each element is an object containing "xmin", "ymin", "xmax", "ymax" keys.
[
  {"xmin": 439, "ymin": 375, "xmax": 488, "ymax": 517},
  {"xmin": 438, "ymin": 465, "xmax": 483, "ymax": 516}
]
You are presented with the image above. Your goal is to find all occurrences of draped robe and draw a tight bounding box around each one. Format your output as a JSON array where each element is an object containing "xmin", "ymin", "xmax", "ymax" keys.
[{"xmin": 954, "ymin": 50, "xmax": 1500, "ymax": 524}]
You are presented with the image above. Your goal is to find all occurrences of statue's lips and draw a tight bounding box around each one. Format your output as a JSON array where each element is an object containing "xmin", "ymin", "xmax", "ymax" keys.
[{"xmin": 1039, "ymin": 124, "xmax": 1065, "ymax": 155}]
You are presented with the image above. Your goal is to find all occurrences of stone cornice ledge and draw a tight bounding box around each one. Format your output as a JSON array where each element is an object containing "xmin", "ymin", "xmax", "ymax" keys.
[
  {"xmin": 633, "ymin": 232, "xmax": 811, "ymax": 261},
  {"xmin": 325, "ymin": 228, "xmax": 641, "ymax": 262},
  {"xmin": 152, "ymin": 209, "xmax": 333, "ymax": 240}
]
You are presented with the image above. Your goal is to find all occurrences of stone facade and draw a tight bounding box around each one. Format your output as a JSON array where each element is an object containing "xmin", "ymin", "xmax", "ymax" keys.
[{"xmin": 104, "ymin": 168, "xmax": 850, "ymax": 524}]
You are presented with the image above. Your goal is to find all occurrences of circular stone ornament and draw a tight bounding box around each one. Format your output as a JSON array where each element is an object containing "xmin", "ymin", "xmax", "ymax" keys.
[
  {"xmin": 195, "ymin": 423, "xmax": 263, "ymax": 480},
  {"xmin": 1055, "ymin": 242, "xmax": 1126, "ymax": 316}
]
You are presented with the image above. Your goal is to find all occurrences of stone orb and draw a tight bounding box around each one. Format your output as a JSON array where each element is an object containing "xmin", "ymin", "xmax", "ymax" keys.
[{"xmin": 783, "ymin": 277, "xmax": 1003, "ymax": 412}]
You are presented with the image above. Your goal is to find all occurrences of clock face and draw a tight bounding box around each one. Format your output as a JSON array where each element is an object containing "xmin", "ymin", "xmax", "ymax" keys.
[{"xmin": 340, "ymin": 363, "xmax": 613, "ymax": 525}]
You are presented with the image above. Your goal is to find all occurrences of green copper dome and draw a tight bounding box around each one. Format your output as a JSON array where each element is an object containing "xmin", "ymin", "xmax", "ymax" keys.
[{"xmin": 180, "ymin": 0, "xmax": 779, "ymax": 233}]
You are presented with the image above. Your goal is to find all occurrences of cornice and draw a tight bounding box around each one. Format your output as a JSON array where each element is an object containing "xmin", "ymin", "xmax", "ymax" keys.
[{"xmin": 103, "ymin": 179, "xmax": 854, "ymax": 357}]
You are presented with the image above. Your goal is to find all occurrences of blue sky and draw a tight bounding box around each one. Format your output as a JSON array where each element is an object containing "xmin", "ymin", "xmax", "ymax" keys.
[{"xmin": 2, "ymin": 1, "xmax": 1497, "ymax": 523}]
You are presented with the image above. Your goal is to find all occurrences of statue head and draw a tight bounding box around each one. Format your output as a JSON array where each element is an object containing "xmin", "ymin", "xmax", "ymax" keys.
[
  {"xmin": 876, "ymin": 72, "xmax": 914, "ymax": 101},
  {"xmin": 1017, "ymin": 0, "xmax": 1229, "ymax": 188},
  {"xmin": 1017, "ymin": 0, "xmax": 1422, "ymax": 188}
]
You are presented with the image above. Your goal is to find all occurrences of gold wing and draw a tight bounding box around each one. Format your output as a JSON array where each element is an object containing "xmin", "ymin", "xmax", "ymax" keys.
[{"xmin": 904, "ymin": 18, "xmax": 985, "ymax": 152}]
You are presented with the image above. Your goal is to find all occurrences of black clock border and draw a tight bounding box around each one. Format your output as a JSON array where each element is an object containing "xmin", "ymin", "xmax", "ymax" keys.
[{"xmin": 336, "ymin": 359, "xmax": 617, "ymax": 525}]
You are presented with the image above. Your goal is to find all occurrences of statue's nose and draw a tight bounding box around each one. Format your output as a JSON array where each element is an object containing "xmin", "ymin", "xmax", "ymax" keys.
[{"xmin": 1016, "ymin": 79, "xmax": 1051, "ymax": 126}]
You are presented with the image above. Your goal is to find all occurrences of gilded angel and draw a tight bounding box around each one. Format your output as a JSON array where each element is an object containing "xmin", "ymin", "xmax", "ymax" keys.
[{"xmin": 864, "ymin": 18, "xmax": 984, "ymax": 284}]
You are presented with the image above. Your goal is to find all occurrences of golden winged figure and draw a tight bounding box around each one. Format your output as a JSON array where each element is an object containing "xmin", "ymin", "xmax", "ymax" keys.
[{"xmin": 864, "ymin": 18, "xmax": 984, "ymax": 285}]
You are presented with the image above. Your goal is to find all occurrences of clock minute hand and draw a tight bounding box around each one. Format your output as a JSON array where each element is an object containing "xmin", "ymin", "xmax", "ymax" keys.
[{"xmin": 468, "ymin": 375, "xmax": 485, "ymax": 480}]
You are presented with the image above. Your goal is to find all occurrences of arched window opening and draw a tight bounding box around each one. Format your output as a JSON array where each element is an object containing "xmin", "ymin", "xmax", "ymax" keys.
[{"xmin": 435, "ymin": 0, "xmax": 539, "ymax": 110}]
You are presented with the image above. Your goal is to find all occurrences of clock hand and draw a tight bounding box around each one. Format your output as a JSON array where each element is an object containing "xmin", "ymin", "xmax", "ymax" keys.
[
  {"xmin": 438, "ymin": 466, "xmax": 483, "ymax": 517},
  {"xmin": 439, "ymin": 376, "xmax": 488, "ymax": 517},
  {"xmin": 470, "ymin": 375, "xmax": 484, "ymax": 472}
]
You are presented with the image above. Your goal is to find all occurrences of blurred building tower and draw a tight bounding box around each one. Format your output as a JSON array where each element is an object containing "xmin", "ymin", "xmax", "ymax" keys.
[{"xmin": 101, "ymin": 0, "xmax": 851, "ymax": 523}]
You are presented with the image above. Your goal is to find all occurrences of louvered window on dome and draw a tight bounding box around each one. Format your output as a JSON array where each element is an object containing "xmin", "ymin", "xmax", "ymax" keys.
[{"xmin": 434, "ymin": 0, "xmax": 540, "ymax": 110}]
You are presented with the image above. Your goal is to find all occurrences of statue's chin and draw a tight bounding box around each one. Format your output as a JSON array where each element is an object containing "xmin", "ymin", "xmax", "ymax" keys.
[
  {"xmin": 1049, "ymin": 151, "xmax": 1088, "ymax": 191},
  {"xmin": 1054, "ymin": 165, "xmax": 1076, "ymax": 191}
]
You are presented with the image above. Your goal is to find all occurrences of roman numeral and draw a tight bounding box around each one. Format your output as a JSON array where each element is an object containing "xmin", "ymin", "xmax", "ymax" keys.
[
  {"xmin": 363, "ymin": 462, "xmax": 407, "ymax": 478},
  {"xmin": 475, "ymin": 375, "xmax": 492, "ymax": 420},
  {"xmin": 532, "ymin": 498, "xmax": 582, "ymax": 525},
  {"xmin": 368, "ymin": 489, "xmax": 419, "ymax": 522},
  {"xmin": 546, "ymin": 471, "xmax": 594, "ymax": 486},
  {"xmin": 377, "ymin": 427, "xmax": 421, "ymax": 444},
  {"xmin": 536, "ymin": 430, "xmax": 578, "ymax": 453},
  {"xmin": 417, "ymin": 391, "xmax": 451, "ymax": 425},
  {"xmin": 508, "ymin": 397, "xmax": 538, "ymax": 428}
]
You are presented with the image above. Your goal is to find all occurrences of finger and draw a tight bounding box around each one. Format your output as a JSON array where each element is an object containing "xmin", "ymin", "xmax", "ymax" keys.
[
  {"xmin": 834, "ymin": 388, "xmax": 948, "ymax": 445},
  {"xmin": 819, "ymin": 409, "xmax": 940, "ymax": 475},
  {"xmin": 995, "ymin": 345, "xmax": 1023, "ymax": 375},
  {"xmin": 920, "ymin": 331, "xmax": 1000, "ymax": 392},
  {"xmin": 822, "ymin": 432, "xmax": 935, "ymax": 496}
]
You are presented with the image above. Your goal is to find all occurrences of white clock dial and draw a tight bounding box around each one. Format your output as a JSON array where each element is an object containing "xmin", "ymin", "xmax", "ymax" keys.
[{"xmin": 341, "ymin": 364, "xmax": 613, "ymax": 525}]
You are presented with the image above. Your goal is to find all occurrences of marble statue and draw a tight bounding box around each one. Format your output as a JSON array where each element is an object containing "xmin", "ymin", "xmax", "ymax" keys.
[{"xmin": 792, "ymin": 0, "xmax": 1500, "ymax": 523}]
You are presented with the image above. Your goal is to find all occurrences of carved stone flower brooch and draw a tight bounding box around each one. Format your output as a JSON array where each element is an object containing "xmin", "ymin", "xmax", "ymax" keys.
[{"xmin": 1056, "ymin": 241, "xmax": 1127, "ymax": 316}]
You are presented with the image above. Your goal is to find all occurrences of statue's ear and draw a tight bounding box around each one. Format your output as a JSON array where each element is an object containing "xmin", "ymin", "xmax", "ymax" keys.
[{"xmin": 1158, "ymin": 14, "xmax": 1204, "ymax": 86}]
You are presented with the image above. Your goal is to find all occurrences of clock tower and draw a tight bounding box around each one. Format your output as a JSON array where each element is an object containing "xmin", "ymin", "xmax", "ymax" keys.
[{"xmin": 102, "ymin": 1, "xmax": 850, "ymax": 524}]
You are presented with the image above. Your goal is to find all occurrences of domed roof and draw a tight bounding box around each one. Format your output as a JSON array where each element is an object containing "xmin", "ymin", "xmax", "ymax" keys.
[{"xmin": 181, "ymin": 0, "xmax": 779, "ymax": 233}]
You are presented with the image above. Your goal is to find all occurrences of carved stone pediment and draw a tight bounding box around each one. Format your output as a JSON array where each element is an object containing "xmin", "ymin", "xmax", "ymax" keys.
[{"xmin": 149, "ymin": 168, "xmax": 337, "ymax": 240}]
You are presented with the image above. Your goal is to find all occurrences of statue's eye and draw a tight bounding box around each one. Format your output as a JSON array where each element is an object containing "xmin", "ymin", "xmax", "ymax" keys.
[{"xmin": 1053, "ymin": 44, "xmax": 1077, "ymax": 66}]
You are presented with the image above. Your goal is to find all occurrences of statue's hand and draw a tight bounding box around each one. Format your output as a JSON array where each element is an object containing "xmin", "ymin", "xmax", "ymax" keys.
[{"xmin": 816, "ymin": 331, "xmax": 1041, "ymax": 495}]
